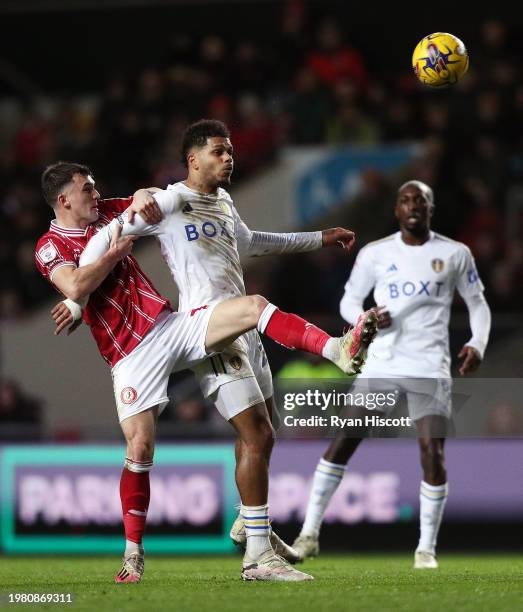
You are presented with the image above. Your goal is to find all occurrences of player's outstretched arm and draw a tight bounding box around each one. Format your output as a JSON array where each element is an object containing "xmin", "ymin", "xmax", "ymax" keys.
[
  {"xmin": 233, "ymin": 205, "xmax": 355, "ymax": 258},
  {"xmin": 320, "ymin": 227, "xmax": 356, "ymax": 250},
  {"xmin": 80, "ymin": 189, "xmax": 180, "ymax": 267},
  {"xmin": 232, "ymin": 206, "xmax": 319, "ymax": 257}
]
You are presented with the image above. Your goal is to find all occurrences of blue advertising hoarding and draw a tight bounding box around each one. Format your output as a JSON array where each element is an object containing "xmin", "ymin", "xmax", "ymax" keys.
[{"xmin": 295, "ymin": 144, "xmax": 419, "ymax": 224}]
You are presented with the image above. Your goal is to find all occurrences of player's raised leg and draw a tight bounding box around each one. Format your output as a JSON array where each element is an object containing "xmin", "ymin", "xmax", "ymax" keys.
[
  {"xmin": 205, "ymin": 295, "xmax": 378, "ymax": 375},
  {"xmin": 228, "ymin": 402, "xmax": 313, "ymax": 581},
  {"xmin": 414, "ymin": 416, "xmax": 448, "ymax": 569},
  {"xmin": 293, "ymin": 436, "xmax": 362, "ymax": 561},
  {"xmin": 115, "ymin": 407, "xmax": 158, "ymax": 583}
]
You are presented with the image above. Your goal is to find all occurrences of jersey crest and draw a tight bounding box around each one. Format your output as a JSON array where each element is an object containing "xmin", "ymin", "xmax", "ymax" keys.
[
  {"xmin": 218, "ymin": 199, "xmax": 231, "ymax": 215},
  {"xmin": 229, "ymin": 355, "xmax": 243, "ymax": 371},
  {"xmin": 431, "ymin": 258, "xmax": 445, "ymax": 273}
]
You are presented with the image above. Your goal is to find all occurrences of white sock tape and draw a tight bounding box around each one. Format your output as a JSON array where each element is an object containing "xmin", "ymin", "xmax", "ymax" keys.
[{"xmin": 257, "ymin": 303, "xmax": 277, "ymax": 334}]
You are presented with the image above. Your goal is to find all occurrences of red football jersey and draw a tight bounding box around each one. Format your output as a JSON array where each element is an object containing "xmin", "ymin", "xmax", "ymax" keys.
[{"xmin": 35, "ymin": 198, "xmax": 171, "ymax": 367}]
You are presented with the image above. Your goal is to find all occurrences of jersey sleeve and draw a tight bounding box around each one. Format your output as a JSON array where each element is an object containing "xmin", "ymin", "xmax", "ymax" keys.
[
  {"xmin": 232, "ymin": 205, "xmax": 322, "ymax": 258},
  {"xmin": 99, "ymin": 197, "xmax": 133, "ymax": 216},
  {"xmin": 79, "ymin": 189, "xmax": 182, "ymax": 267},
  {"xmin": 232, "ymin": 205, "xmax": 252, "ymax": 257},
  {"xmin": 461, "ymin": 292, "xmax": 491, "ymax": 359},
  {"xmin": 339, "ymin": 246, "xmax": 376, "ymax": 324},
  {"xmin": 455, "ymin": 245, "xmax": 484, "ymax": 299},
  {"xmin": 35, "ymin": 237, "xmax": 76, "ymax": 286}
]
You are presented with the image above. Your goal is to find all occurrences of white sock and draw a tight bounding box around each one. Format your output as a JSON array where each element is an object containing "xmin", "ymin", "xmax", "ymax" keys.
[
  {"xmin": 257, "ymin": 303, "xmax": 277, "ymax": 333},
  {"xmin": 241, "ymin": 504, "xmax": 271, "ymax": 561},
  {"xmin": 417, "ymin": 480, "xmax": 448, "ymax": 554},
  {"xmin": 124, "ymin": 539, "xmax": 144, "ymax": 557},
  {"xmin": 321, "ymin": 337, "xmax": 340, "ymax": 363},
  {"xmin": 301, "ymin": 458, "xmax": 345, "ymax": 537}
]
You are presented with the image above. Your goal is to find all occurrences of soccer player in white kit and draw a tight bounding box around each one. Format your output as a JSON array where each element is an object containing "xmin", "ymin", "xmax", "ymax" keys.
[
  {"xmin": 54, "ymin": 121, "xmax": 378, "ymax": 581},
  {"xmin": 292, "ymin": 180, "xmax": 491, "ymax": 568}
]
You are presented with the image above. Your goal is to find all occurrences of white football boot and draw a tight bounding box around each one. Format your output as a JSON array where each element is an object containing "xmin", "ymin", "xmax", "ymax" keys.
[
  {"xmin": 414, "ymin": 550, "xmax": 439, "ymax": 569},
  {"xmin": 291, "ymin": 534, "xmax": 320, "ymax": 562},
  {"xmin": 115, "ymin": 551, "xmax": 144, "ymax": 583},
  {"xmin": 241, "ymin": 549, "xmax": 314, "ymax": 582},
  {"xmin": 230, "ymin": 513, "xmax": 300, "ymax": 564}
]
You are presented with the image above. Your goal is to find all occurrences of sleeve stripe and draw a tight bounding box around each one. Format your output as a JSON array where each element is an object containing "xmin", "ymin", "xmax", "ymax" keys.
[{"xmin": 49, "ymin": 262, "xmax": 76, "ymax": 282}]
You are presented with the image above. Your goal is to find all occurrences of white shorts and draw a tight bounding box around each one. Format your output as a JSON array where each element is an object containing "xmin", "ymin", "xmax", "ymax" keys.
[
  {"xmin": 111, "ymin": 306, "xmax": 216, "ymax": 422},
  {"xmin": 210, "ymin": 378, "xmax": 265, "ymax": 421},
  {"xmin": 352, "ymin": 372, "xmax": 452, "ymax": 421},
  {"xmin": 192, "ymin": 329, "xmax": 273, "ymax": 420}
]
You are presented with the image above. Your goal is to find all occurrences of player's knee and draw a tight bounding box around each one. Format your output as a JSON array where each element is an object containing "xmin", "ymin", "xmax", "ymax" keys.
[
  {"xmin": 128, "ymin": 436, "xmax": 155, "ymax": 463},
  {"xmin": 419, "ymin": 440, "xmax": 442, "ymax": 462},
  {"xmin": 259, "ymin": 421, "xmax": 275, "ymax": 455},
  {"xmin": 246, "ymin": 419, "xmax": 275, "ymax": 456}
]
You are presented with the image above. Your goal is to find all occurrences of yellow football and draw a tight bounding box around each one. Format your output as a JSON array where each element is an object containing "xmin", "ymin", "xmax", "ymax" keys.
[{"xmin": 412, "ymin": 32, "xmax": 469, "ymax": 87}]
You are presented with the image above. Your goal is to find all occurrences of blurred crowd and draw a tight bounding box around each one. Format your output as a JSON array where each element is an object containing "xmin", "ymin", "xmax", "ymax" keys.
[
  {"xmin": 0, "ymin": 4, "xmax": 522, "ymax": 320},
  {"xmin": 0, "ymin": 379, "xmax": 42, "ymax": 441},
  {"xmin": 1, "ymin": 3, "xmax": 522, "ymax": 434}
]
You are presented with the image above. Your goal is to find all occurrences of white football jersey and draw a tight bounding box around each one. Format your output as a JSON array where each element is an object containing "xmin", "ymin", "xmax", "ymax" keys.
[
  {"xmin": 152, "ymin": 183, "xmax": 245, "ymax": 310},
  {"xmin": 342, "ymin": 231, "xmax": 485, "ymax": 377},
  {"xmin": 151, "ymin": 182, "xmax": 320, "ymax": 309},
  {"xmin": 80, "ymin": 182, "xmax": 321, "ymax": 312}
]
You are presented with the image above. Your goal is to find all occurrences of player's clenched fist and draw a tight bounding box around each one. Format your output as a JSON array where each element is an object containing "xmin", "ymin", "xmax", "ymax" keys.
[
  {"xmin": 321, "ymin": 227, "xmax": 356, "ymax": 251},
  {"xmin": 129, "ymin": 188, "xmax": 163, "ymax": 224},
  {"xmin": 108, "ymin": 224, "xmax": 136, "ymax": 261},
  {"xmin": 375, "ymin": 305, "xmax": 392, "ymax": 330},
  {"xmin": 457, "ymin": 345, "xmax": 481, "ymax": 376}
]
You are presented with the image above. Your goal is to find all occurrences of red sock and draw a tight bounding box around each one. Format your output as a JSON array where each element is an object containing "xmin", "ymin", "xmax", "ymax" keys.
[
  {"xmin": 265, "ymin": 309, "xmax": 331, "ymax": 356},
  {"xmin": 120, "ymin": 467, "xmax": 150, "ymax": 544}
]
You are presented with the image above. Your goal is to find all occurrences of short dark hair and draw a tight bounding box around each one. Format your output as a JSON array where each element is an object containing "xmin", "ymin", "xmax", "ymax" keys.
[
  {"xmin": 181, "ymin": 119, "xmax": 230, "ymax": 167},
  {"xmin": 398, "ymin": 180, "xmax": 434, "ymax": 206},
  {"xmin": 41, "ymin": 161, "xmax": 92, "ymax": 208}
]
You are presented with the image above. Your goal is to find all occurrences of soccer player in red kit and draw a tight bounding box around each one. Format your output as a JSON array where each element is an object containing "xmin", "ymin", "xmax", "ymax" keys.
[
  {"xmin": 35, "ymin": 164, "xmax": 170, "ymax": 583},
  {"xmin": 37, "ymin": 162, "xmax": 377, "ymax": 582}
]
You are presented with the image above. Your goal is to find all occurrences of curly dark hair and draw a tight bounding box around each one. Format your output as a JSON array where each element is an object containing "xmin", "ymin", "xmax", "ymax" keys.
[{"xmin": 181, "ymin": 119, "xmax": 230, "ymax": 167}]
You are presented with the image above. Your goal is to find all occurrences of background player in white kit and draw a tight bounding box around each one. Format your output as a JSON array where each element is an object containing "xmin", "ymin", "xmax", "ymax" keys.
[
  {"xmin": 54, "ymin": 121, "xmax": 378, "ymax": 581},
  {"xmin": 292, "ymin": 180, "xmax": 491, "ymax": 569}
]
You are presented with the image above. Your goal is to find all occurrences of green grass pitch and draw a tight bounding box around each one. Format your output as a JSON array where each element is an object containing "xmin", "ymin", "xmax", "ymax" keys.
[{"xmin": 1, "ymin": 554, "xmax": 522, "ymax": 611}]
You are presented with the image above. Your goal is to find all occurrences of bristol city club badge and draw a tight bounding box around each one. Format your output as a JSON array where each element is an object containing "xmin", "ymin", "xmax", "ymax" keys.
[
  {"xmin": 431, "ymin": 258, "xmax": 445, "ymax": 273},
  {"xmin": 120, "ymin": 387, "xmax": 138, "ymax": 405}
]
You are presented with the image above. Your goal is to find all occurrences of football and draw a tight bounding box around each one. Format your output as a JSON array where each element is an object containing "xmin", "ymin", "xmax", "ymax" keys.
[{"xmin": 412, "ymin": 32, "xmax": 469, "ymax": 87}]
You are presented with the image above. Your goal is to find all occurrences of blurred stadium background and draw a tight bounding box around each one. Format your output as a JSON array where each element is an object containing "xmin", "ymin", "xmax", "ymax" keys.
[{"xmin": 1, "ymin": 0, "xmax": 522, "ymax": 557}]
